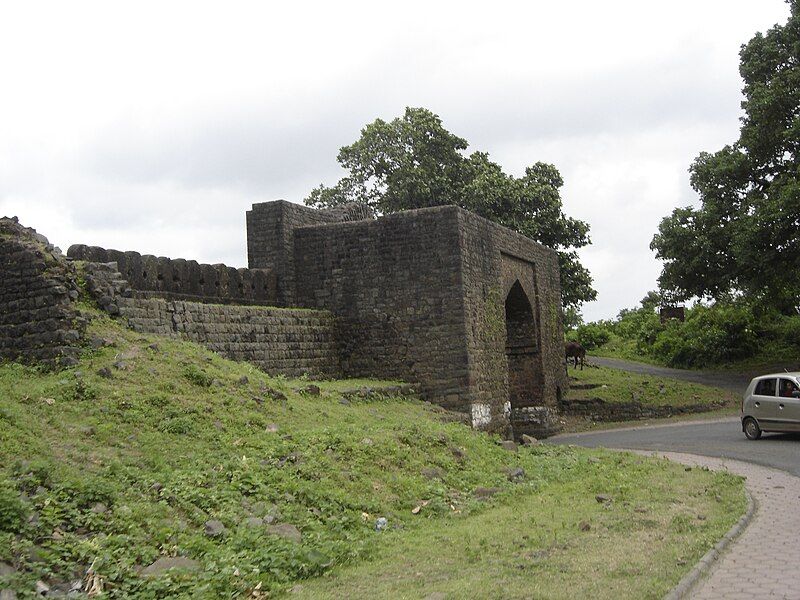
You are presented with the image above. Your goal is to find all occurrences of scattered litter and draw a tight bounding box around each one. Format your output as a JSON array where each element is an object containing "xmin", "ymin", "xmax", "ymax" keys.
[{"xmin": 415, "ymin": 500, "xmax": 430, "ymax": 514}]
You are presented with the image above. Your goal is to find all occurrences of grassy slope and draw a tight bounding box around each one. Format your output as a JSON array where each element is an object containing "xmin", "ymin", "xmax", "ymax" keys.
[
  {"xmin": 0, "ymin": 315, "xmax": 745, "ymax": 599},
  {"xmin": 296, "ymin": 455, "xmax": 742, "ymax": 600},
  {"xmin": 568, "ymin": 366, "xmax": 739, "ymax": 409}
]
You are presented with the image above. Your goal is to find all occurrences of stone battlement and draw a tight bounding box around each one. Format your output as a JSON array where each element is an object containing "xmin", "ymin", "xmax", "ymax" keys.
[{"xmin": 67, "ymin": 245, "xmax": 277, "ymax": 306}]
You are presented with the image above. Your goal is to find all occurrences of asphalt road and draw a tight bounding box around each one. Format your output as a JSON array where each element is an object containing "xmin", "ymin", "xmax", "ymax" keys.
[{"xmin": 553, "ymin": 418, "xmax": 800, "ymax": 477}]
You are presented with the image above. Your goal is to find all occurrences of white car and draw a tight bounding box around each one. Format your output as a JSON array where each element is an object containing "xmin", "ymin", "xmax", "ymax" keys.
[{"xmin": 741, "ymin": 373, "xmax": 800, "ymax": 440}]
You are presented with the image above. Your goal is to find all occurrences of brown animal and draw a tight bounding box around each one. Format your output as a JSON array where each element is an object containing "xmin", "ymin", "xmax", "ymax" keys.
[{"xmin": 565, "ymin": 341, "xmax": 586, "ymax": 370}]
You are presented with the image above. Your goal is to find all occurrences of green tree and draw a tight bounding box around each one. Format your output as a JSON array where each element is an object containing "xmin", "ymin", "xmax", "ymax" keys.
[
  {"xmin": 651, "ymin": 0, "xmax": 800, "ymax": 313},
  {"xmin": 306, "ymin": 107, "xmax": 596, "ymax": 309}
]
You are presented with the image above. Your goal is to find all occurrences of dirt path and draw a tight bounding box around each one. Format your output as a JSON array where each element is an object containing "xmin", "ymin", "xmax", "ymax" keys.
[{"xmin": 589, "ymin": 356, "xmax": 760, "ymax": 394}]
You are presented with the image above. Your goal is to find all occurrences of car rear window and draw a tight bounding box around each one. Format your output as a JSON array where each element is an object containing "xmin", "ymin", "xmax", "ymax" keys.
[{"xmin": 755, "ymin": 378, "xmax": 777, "ymax": 396}]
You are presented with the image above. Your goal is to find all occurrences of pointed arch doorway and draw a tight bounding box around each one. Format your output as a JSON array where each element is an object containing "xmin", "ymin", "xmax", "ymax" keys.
[{"xmin": 505, "ymin": 280, "xmax": 544, "ymax": 412}]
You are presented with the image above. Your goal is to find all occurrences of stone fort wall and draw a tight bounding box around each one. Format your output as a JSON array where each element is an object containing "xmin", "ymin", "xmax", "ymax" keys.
[
  {"xmin": 118, "ymin": 297, "xmax": 339, "ymax": 377},
  {"xmin": 272, "ymin": 204, "xmax": 567, "ymax": 437},
  {"xmin": 71, "ymin": 257, "xmax": 340, "ymax": 378},
  {"xmin": 246, "ymin": 201, "xmax": 373, "ymax": 306},
  {"xmin": 0, "ymin": 218, "xmax": 86, "ymax": 369},
  {"xmin": 293, "ymin": 206, "xmax": 470, "ymax": 410},
  {"xmin": 67, "ymin": 245, "xmax": 277, "ymax": 306},
  {"xmin": 3, "ymin": 199, "xmax": 566, "ymax": 437},
  {"xmin": 457, "ymin": 210, "xmax": 565, "ymax": 438}
]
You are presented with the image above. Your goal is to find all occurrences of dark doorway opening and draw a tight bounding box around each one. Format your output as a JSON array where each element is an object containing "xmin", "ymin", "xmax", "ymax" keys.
[{"xmin": 505, "ymin": 281, "xmax": 543, "ymax": 410}]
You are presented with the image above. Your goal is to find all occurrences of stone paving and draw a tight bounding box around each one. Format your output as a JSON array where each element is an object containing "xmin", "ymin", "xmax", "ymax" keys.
[{"xmin": 636, "ymin": 451, "xmax": 800, "ymax": 600}]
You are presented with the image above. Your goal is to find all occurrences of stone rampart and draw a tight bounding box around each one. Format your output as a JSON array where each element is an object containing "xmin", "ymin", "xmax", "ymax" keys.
[
  {"xmin": 117, "ymin": 297, "xmax": 340, "ymax": 377},
  {"xmin": 287, "ymin": 205, "xmax": 567, "ymax": 436},
  {"xmin": 67, "ymin": 245, "xmax": 277, "ymax": 306},
  {"xmin": 246, "ymin": 200, "xmax": 374, "ymax": 305},
  {"xmin": 293, "ymin": 206, "xmax": 470, "ymax": 410},
  {"xmin": 0, "ymin": 218, "xmax": 86, "ymax": 368},
  {"xmin": 456, "ymin": 209, "xmax": 566, "ymax": 438}
]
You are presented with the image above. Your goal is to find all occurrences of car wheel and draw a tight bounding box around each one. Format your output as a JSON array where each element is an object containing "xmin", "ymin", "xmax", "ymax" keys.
[{"xmin": 743, "ymin": 417, "xmax": 762, "ymax": 440}]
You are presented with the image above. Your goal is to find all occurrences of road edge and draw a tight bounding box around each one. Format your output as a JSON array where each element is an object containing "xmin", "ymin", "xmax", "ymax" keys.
[
  {"xmin": 665, "ymin": 488, "xmax": 755, "ymax": 599},
  {"xmin": 606, "ymin": 449, "xmax": 757, "ymax": 599},
  {"xmin": 611, "ymin": 449, "xmax": 757, "ymax": 599},
  {"xmin": 549, "ymin": 415, "xmax": 740, "ymax": 440}
]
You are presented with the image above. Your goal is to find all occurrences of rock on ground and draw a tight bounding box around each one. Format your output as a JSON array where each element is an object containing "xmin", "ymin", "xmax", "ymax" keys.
[{"xmin": 142, "ymin": 556, "xmax": 200, "ymax": 576}]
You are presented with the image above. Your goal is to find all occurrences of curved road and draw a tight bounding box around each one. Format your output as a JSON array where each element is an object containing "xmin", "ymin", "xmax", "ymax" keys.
[
  {"xmin": 555, "ymin": 358, "xmax": 800, "ymax": 598},
  {"xmin": 553, "ymin": 418, "xmax": 800, "ymax": 476},
  {"xmin": 562, "ymin": 356, "xmax": 800, "ymax": 474}
]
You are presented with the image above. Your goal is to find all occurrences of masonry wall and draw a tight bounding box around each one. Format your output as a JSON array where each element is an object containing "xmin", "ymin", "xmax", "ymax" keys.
[
  {"xmin": 0, "ymin": 218, "xmax": 86, "ymax": 368},
  {"xmin": 293, "ymin": 207, "xmax": 471, "ymax": 411},
  {"xmin": 117, "ymin": 297, "xmax": 340, "ymax": 377},
  {"xmin": 457, "ymin": 209, "xmax": 566, "ymax": 438},
  {"xmin": 246, "ymin": 201, "xmax": 361, "ymax": 306},
  {"xmin": 67, "ymin": 245, "xmax": 277, "ymax": 306}
]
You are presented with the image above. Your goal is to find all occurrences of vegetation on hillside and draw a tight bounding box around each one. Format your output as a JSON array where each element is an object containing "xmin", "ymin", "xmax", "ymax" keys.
[
  {"xmin": 295, "ymin": 454, "xmax": 742, "ymax": 600},
  {"xmin": 0, "ymin": 314, "xmax": 746, "ymax": 598},
  {"xmin": 569, "ymin": 293, "xmax": 800, "ymax": 369},
  {"xmin": 567, "ymin": 366, "xmax": 737, "ymax": 410}
]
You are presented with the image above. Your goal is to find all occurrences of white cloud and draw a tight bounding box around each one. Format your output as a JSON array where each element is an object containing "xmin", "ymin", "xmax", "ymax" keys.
[{"xmin": 0, "ymin": 0, "xmax": 791, "ymax": 320}]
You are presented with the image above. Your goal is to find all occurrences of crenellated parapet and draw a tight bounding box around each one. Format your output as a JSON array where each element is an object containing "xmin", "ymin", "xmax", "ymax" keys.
[{"xmin": 67, "ymin": 245, "xmax": 277, "ymax": 306}]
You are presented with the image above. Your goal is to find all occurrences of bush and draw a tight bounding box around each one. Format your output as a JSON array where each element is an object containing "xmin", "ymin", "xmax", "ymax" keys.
[
  {"xmin": 773, "ymin": 314, "xmax": 800, "ymax": 347},
  {"xmin": 648, "ymin": 304, "xmax": 758, "ymax": 368},
  {"xmin": 592, "ymin": 299, "xmax": 792, "ymax": 368},
  {"xmin": 0, "ymin": 477, "xmax": 27, "ymax": 533},
  {"xmin": 183, "ymin": 364, "xmax": 214, "ymax": 387},
  {"xmin": 575, "ymin": 323, "xmax": 612, "ymax": 350}
]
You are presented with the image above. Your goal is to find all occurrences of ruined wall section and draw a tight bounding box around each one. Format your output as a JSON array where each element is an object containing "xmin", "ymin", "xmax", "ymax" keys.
[
  {"xmin": 456, "ymin": 209, "xmax": 566, "ymax": 438},
  {"xmin": 67, "ymin": 245, "xmax": 277, "ymax": 306},
  {"xmin": 0, "ymin": 218, "xmax": 86, "ymax": 368},
  {"xmin": 293, "ymin": 207, "xmax": 471, "ymax": 411},
  {"xmin": 246, "ymin": 201, "xmax": 374, "ymax": 306},
  {"xmin": 117, "ymin": 298, "xmax": 339, "ymax": 377},
  {"xmin": 74, "ymin": 258, "xmax": 340, "ymax": 378}
]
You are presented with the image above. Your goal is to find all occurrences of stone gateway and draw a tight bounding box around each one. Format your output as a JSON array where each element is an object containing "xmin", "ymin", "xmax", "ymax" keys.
[{"xmin": 1, "ymin": 200, "xmax": 567, "ymax": 438}]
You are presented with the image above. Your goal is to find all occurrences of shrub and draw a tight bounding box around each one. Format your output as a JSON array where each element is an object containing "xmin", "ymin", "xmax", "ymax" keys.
[
  {"xmin": 649, "ymin": 304, "xmax": 758, "ymax": 368},
  {"xmin": 0, "ymin": 477, "xmax": 27, "ymax": 533},
  {"xmin": 183, "ymin": 364, "xmax": 214, "ymax": 387},
  {"xmin": 597, "ymin": 299, "xmax": 788, "ymax": 368},
  {"xmin": 773, "ymin": 314, "xmax": 800, "ymax": 347},
  {"xmin": 575, "ymin": 323, "xmax": 612, "ymax": 350}
]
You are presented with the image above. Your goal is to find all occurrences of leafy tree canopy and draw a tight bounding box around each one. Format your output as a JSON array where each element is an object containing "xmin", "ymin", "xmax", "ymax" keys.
[
  {"xmin": 651, "ymin": 0, "xmax": 800, "ymax": 313},
  {"xmin": 306, "ymin": 107, "xmax": 596, "ymax": 309}
]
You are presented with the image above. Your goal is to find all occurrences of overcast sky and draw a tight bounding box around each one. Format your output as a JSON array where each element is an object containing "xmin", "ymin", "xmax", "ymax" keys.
[{"xmin": 0, "ymin": 1, "xmax": 790, "ymax": 320}]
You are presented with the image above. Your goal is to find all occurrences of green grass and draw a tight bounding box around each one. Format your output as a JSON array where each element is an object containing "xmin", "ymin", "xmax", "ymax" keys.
[
  {"xmin": 0, "ymin": 315, "xmax": 746, "ymax": 599},
  {"xmin": 567, "ymin": 365, "xmax": 738, "ymax": 409},
  {"xmin": 295, "ymin": 454, "xmax": 743, "ymax": 600}
]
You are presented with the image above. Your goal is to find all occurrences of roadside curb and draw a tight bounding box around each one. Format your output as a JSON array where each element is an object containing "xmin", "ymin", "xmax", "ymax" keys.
[
  {"xmin": 664, "ymin": 486, "xmax": 756, "ymax": 600},
  {"xmin": 614, "ymin": 450, "xmax": 759, "ymax": 600},
  {"xmin": 593, "ymin": 449, "xmax": 759, "ymax": 599}
]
